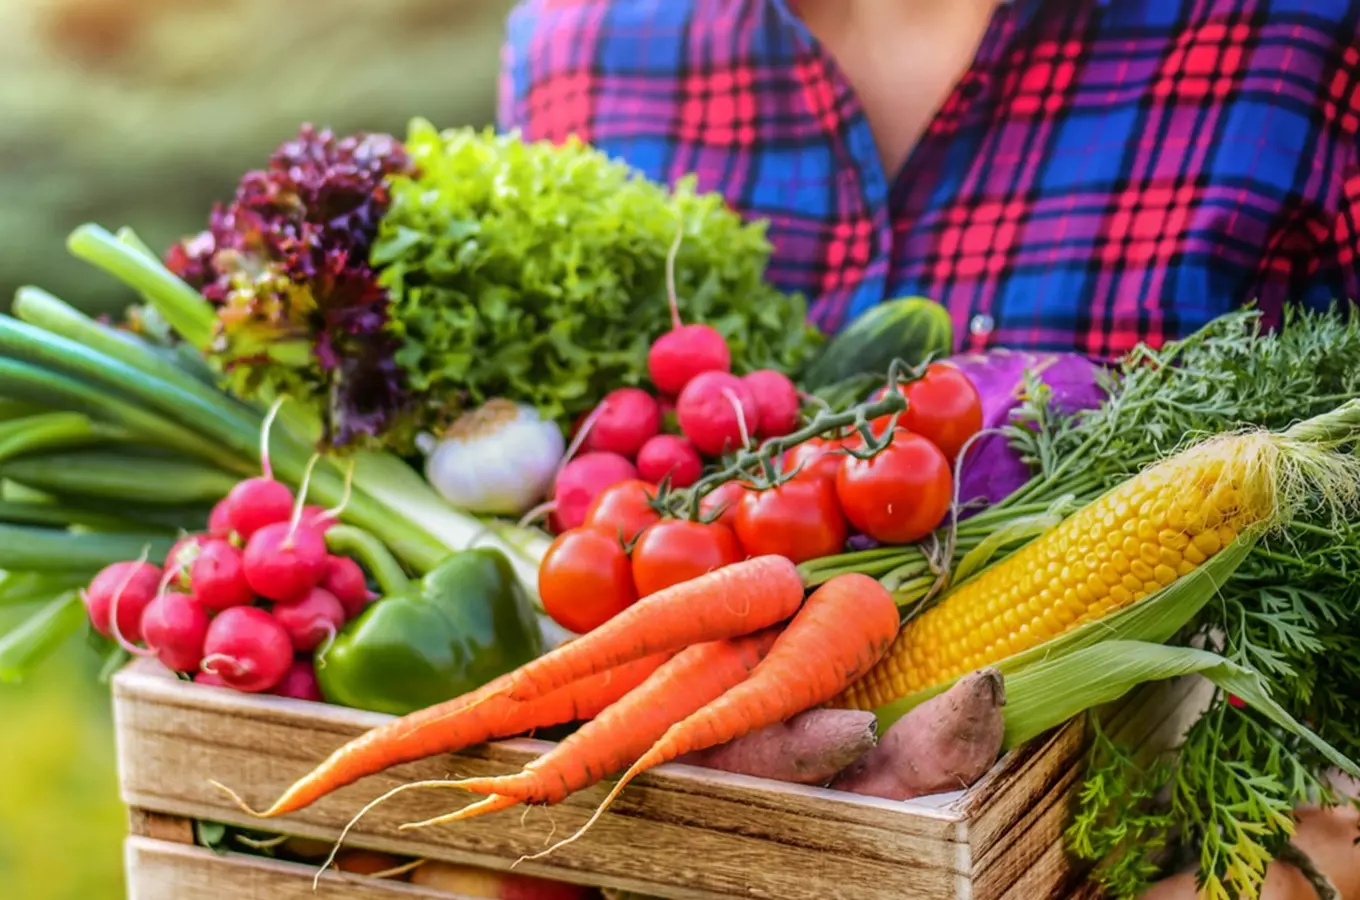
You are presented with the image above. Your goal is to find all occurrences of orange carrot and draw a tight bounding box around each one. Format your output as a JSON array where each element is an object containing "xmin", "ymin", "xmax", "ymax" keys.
[
  {"xmin": 402, "ymin": 627, "xmax": 782, "ymax": 828},
  {"xmin": 219, "ymin": 651, "xmax": 672, "ymax": 818},
  {"xmin": 525, "ymin": 573, "xmax": 898, "ymax": 859},
  {"xmin": 501, "ymin": 555, "xmax": 803, "ymax": 704}
]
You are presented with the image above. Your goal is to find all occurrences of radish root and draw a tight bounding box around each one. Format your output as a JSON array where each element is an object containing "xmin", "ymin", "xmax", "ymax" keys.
[
  {"xmin": 286, "ymin": 453, "xmax": 322, "ymax": 542},
  {"xmin": 106, "ymin": 545, "xmax": 155, "ymax": 658},
  {"xmin": 259, "ymin": 396, "xmax": 286, "ymax": 480},
  {"xmin": 664, "ymin": 220, "xmax": 685, "ymax": 330},
  {"xmin": 721, "ymin": 387, "xmax": 753, "ymax": 450},
  {"xmin": 324, "ymin": 458, "xmax": 356, "ymax": 520}
]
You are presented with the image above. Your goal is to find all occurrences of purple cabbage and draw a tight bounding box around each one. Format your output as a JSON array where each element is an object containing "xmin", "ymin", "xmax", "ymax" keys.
[{"xmin": 949, "ymin": 350, "xmax": 1108, "ymax": 511}]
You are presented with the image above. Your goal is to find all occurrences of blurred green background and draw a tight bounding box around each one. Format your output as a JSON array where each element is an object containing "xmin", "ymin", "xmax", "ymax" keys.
[{"xmin": 0, "ymin": 1, "xmax": 514, "ymax": 896}]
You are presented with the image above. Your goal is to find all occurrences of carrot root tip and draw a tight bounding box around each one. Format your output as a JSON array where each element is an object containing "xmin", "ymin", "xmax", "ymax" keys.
[
  {"xmin": 398, "ymin": 793, "xmax": 520, "ymax": 830},
  {"xmin": 208, "ymin": 779, "xmax": 270, "ymax": 818}
]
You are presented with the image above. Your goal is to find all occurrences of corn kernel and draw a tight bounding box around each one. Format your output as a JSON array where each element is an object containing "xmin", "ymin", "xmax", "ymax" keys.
[
  {"xmin": 1159, "ymin": 529, "xmax": 1189, "ymax": 551},
  {"xmin": 1109, "ymin": 584, "xmax": 1134, "ymax": 607},
  {"xmin": 1153, "ymin": 564, "xmax": 1178, "ymax": 586},
  {"xmin": 1183, "ymin": 542, "xmax": 1207, "ymax": 565},
  {"xmin": 1121, "ymin": 573, "xmax": 1144, "ymax": 593},
  {"xmin": 1111, "ymin": 551, "xmax": 1131, "ymax": 574},
  {"xmin": 1177, "ymin": 559, "xmax": 1197, "ymax": 576},
  {"xmin": 1193, "ymin": 530, "xmax": 1221, "ymax": 557},
  {"xmin": 1129, "ymin": 559, "xmax": 1154, "ymax": 581}
]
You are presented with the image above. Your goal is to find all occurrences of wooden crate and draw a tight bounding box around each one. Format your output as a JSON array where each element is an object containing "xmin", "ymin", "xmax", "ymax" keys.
[{"xmin": 113, "ymin": 659, "xmax": 1209, "ymax": 900}]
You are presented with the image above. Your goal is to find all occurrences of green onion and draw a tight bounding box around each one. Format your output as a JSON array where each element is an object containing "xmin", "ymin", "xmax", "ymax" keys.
[
  {"xmin": 0, "ymin": 525, "xmax": 173, "ymax": 572},
  {"xmin": 0, "ymin": 591, "xmax": 85, "ymax": 683},
  {"xmin": 0, "ymin": 450, "xmax": 239, "ymax": 505}
]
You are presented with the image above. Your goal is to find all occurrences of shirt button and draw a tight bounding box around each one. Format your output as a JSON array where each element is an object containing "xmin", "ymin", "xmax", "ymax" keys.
[{"xmin": 969, "ymin": 313, "xmax": 995, "ymax": 337}]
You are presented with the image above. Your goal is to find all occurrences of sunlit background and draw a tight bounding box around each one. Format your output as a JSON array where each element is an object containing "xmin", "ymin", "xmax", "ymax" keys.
[{"xmin": 0, "ymin": 2, "xmax": 516, "ymax": 896}]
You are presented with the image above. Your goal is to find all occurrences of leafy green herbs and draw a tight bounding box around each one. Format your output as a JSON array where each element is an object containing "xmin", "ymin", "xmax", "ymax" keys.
[
  {"xmin": 374, "ymin": 120, "xmax": 821, "ymax": 435},
  {"xmin": 1025, "ymin": 306, "xmax": 1360, "ymax": 899}
]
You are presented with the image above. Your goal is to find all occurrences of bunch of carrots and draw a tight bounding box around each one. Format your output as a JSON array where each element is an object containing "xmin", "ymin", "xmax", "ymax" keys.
[{"xmin": 217, "ymin": 555, "xmax": 901, "ymax": 861}]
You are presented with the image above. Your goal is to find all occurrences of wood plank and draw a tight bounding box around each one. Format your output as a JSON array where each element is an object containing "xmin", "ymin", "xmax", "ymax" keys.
[
  {"xmin": 960, "ymin": 718, "xmax": 1088, "ymax": 861},
  {"xmin": 128, "ymin": 808, "xmax": 194, "ymax": 845},
  {"xmin": 124, "ymin": 836, "xmax": 460, "ymax": 900},
  {"xmin": 971, "ymin": 763, "xmax": 1084, "ymax": 898},
  {"xmin": 113, "ymin": 661, "xmax": 971, "ymax": 900}
]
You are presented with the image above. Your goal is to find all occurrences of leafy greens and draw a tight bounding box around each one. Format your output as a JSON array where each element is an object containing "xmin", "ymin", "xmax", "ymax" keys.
[{"xmin": 374, "ymin": 120, "xmax": 822, "ymax": 434}]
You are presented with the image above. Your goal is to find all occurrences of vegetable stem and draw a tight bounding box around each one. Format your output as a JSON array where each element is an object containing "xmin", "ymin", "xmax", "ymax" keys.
[
  {"xmin": 325, "ymin": 525, "xmax": 412, "ymax": 596},
  {"xmin": 66, "ymin": 224, "xmax": 216, "ymax": 350}
]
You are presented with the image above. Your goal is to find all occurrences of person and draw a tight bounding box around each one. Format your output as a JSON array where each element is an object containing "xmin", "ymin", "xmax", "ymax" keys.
[{"xmin": 497, "ymin": 0, "xmax": 1360, "ymax": 356}]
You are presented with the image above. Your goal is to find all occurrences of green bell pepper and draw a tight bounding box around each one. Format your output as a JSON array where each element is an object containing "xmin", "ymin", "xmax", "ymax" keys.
[{"xmin": 316, "ymin": 527, "xmax": 543, "ymax": 716}]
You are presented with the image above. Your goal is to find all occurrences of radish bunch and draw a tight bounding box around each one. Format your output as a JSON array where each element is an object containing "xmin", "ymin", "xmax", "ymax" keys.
[
  {"xmin": 80, "ymin": 469, "xmax": 374, "ymax": 700},
  {"xmin": 546, "ymin": 232, "xmax": 802, "ymax": 535}
]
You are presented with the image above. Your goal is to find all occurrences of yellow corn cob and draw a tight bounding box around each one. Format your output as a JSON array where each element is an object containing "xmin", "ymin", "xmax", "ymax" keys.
[{"xmin": 837, "ymin": 434, "xmax": 1281, "ymax": 711}]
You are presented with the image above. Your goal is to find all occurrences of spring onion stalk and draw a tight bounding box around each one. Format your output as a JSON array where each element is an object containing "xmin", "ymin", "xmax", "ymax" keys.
[
  {"xmin": 0, "ymin": 500, "xmax": 156, "ymax": 532},
  {"xmin": 0, "ymin": 357, "xmax": 249, "ymax": 473},
  {"xmin": 67, "ymin": 224, "xmax": 216, "ymax": 349},
  {"xmin": 0, "ymin": 571, "xmax": 90, "ymax": 607},
  {"xmin": 0, "ymin": 450, "xmax": 241, "ymax": 505},
  {"xmin": 0, "ymin": 412, "xmax": 121, "ymax": 466},
  {"xmin": 0, "ymin": 591, "xmax": 85, "ymax": 683},
  {"xmin": 0, "ymin": 524, "xmax": 174, "ymax": 572}
]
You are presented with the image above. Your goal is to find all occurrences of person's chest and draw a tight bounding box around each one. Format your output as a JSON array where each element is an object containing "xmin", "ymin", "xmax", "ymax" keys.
[{"xmin": 523, "ymin": 0, "xmax": 1358, "ymax": 357}]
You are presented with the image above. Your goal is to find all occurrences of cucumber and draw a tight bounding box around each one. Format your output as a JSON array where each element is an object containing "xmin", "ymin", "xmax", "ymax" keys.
[{"xmin": 803, "ymin": 297, "xmax": 954, "ymax": 389}]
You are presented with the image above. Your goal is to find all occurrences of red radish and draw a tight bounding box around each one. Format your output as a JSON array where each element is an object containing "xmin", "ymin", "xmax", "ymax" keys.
[
  {"xmin": 272, "ymin": 587, "xmax": 346, "ymax": 652},
  {"xmin": 225, "ymin": 477, "xmax": 294, "ymax": 540},
  {"xmin": 242, "ymin": 522, "xmax": 328, "ymax": 602},
  {"xmin": 200, "ymin": 607, "xmax": 293, "ymax": 693},
  {"xmin": 272, "ymin": 659, "xmax": 325, "ymax": 702},
  {"xmin": 164, "ymin": 535, "xmax": 206, "ymax": 588},
  {"xmin": 743, "ymin": 370, "xmax": 801, "ymax": 438},
  {"xmin": 580, "ymin": 388, "xmax": 662, "ymax": 458},
  {"xmin": 321, "ymin": 556, "xmax": 372, "ymax": 619},
  {"xmin": 140, "ymin": 591, "xmax": 210, "ymax": 673},
  {"xmin": 636, "ymin": 434, "xmax": 703, "ymax": 487},
  {"xmin": 82, "ymin": 561, "xmax": 162, "ymax": 643},
  {"xmin": 194, "ymin": 670, "xmax": 228, "ymax": 687},
  {"xmin": 676, "ymin": 371, "xmax": 759, "ymax": 457},
  {"xmin": 647, "ymin": 228, "xmax": 731, "ymax": 395},
  {"xmin": 190, "ymin": 539, "xmax": 254, "ymax": 612},
  {"xmin": 299, "ymin": 505, "xmax": 336, "ymax": 534},
  {"xmin": 550, "ymin": 452, "xmax": 639, "ymax": 533},
  {"xmin": 207, "ymin": 500, "xmax": 234, "ymax": 537}
]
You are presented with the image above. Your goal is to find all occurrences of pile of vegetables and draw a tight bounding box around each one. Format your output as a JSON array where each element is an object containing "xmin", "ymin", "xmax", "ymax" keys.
[{"xmin": 1, "ymin": 114, "xmax": 1358, "ymax": 900}]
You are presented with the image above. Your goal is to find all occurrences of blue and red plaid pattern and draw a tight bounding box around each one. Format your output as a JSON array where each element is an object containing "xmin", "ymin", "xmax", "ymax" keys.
[{"xmin": 499, "ymin": 0, "xmax": 1360, "ymax": 356}]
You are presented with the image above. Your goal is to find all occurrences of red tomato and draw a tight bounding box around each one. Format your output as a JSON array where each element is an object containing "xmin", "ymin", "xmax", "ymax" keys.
[
  {"xmin": 631, "ymin": 519, "xmax": 745, "ymax": 598},
  {"xmin": 584, "ymin": 479, "xmax": 660, "ymax": 544},
  {"xmin": 538, "ymin": 528, "xmax": 637, "ymax": 634},
  {"xmin": 835, "ymin": 429, "xmax": 953, "ymax": 544},
  {"xmin": 782, "ymin": 436, "xmax": 851, "ymax": 484},
  {"xmin": 735, "ymin": 477, "xmax": 848, "ymax": 564},
  {"xmin": 870, "ymin": 364, "xmax": 983, "ymax": 465},
  {"xmin": 699, "ymin": 480, "xmax": 749, "ymax": 531}
]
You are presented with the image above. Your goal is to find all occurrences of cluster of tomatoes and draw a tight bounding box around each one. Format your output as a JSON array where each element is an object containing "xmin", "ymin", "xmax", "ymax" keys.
[{"xmin": 538, "ymin": 364, "xmax": 983, "ymax": 636}]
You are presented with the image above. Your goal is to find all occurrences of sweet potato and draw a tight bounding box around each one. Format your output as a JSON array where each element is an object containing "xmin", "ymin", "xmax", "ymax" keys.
[
  {"xmin": 831, "ymin": 668, "xmax": 1006, "ymax": 801},
  {"xmin": 676, "ymin": 709, "xmax": 878, "ymax": 785}
]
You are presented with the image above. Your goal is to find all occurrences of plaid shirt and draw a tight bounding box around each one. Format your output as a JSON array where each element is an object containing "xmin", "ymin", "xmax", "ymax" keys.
[{"xmin": 499, "ymin": 0, "xmax": 1360, "ymax": 356}]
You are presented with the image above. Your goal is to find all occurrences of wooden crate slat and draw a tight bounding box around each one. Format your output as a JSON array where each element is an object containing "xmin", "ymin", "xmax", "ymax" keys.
[
  {"xmin": 125, "ymin": 836, "xmax": 457, "ymax": 900},
  {"xmin": 971, "ymin": 763, "xmax": 1084, "ymax": 898}
]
